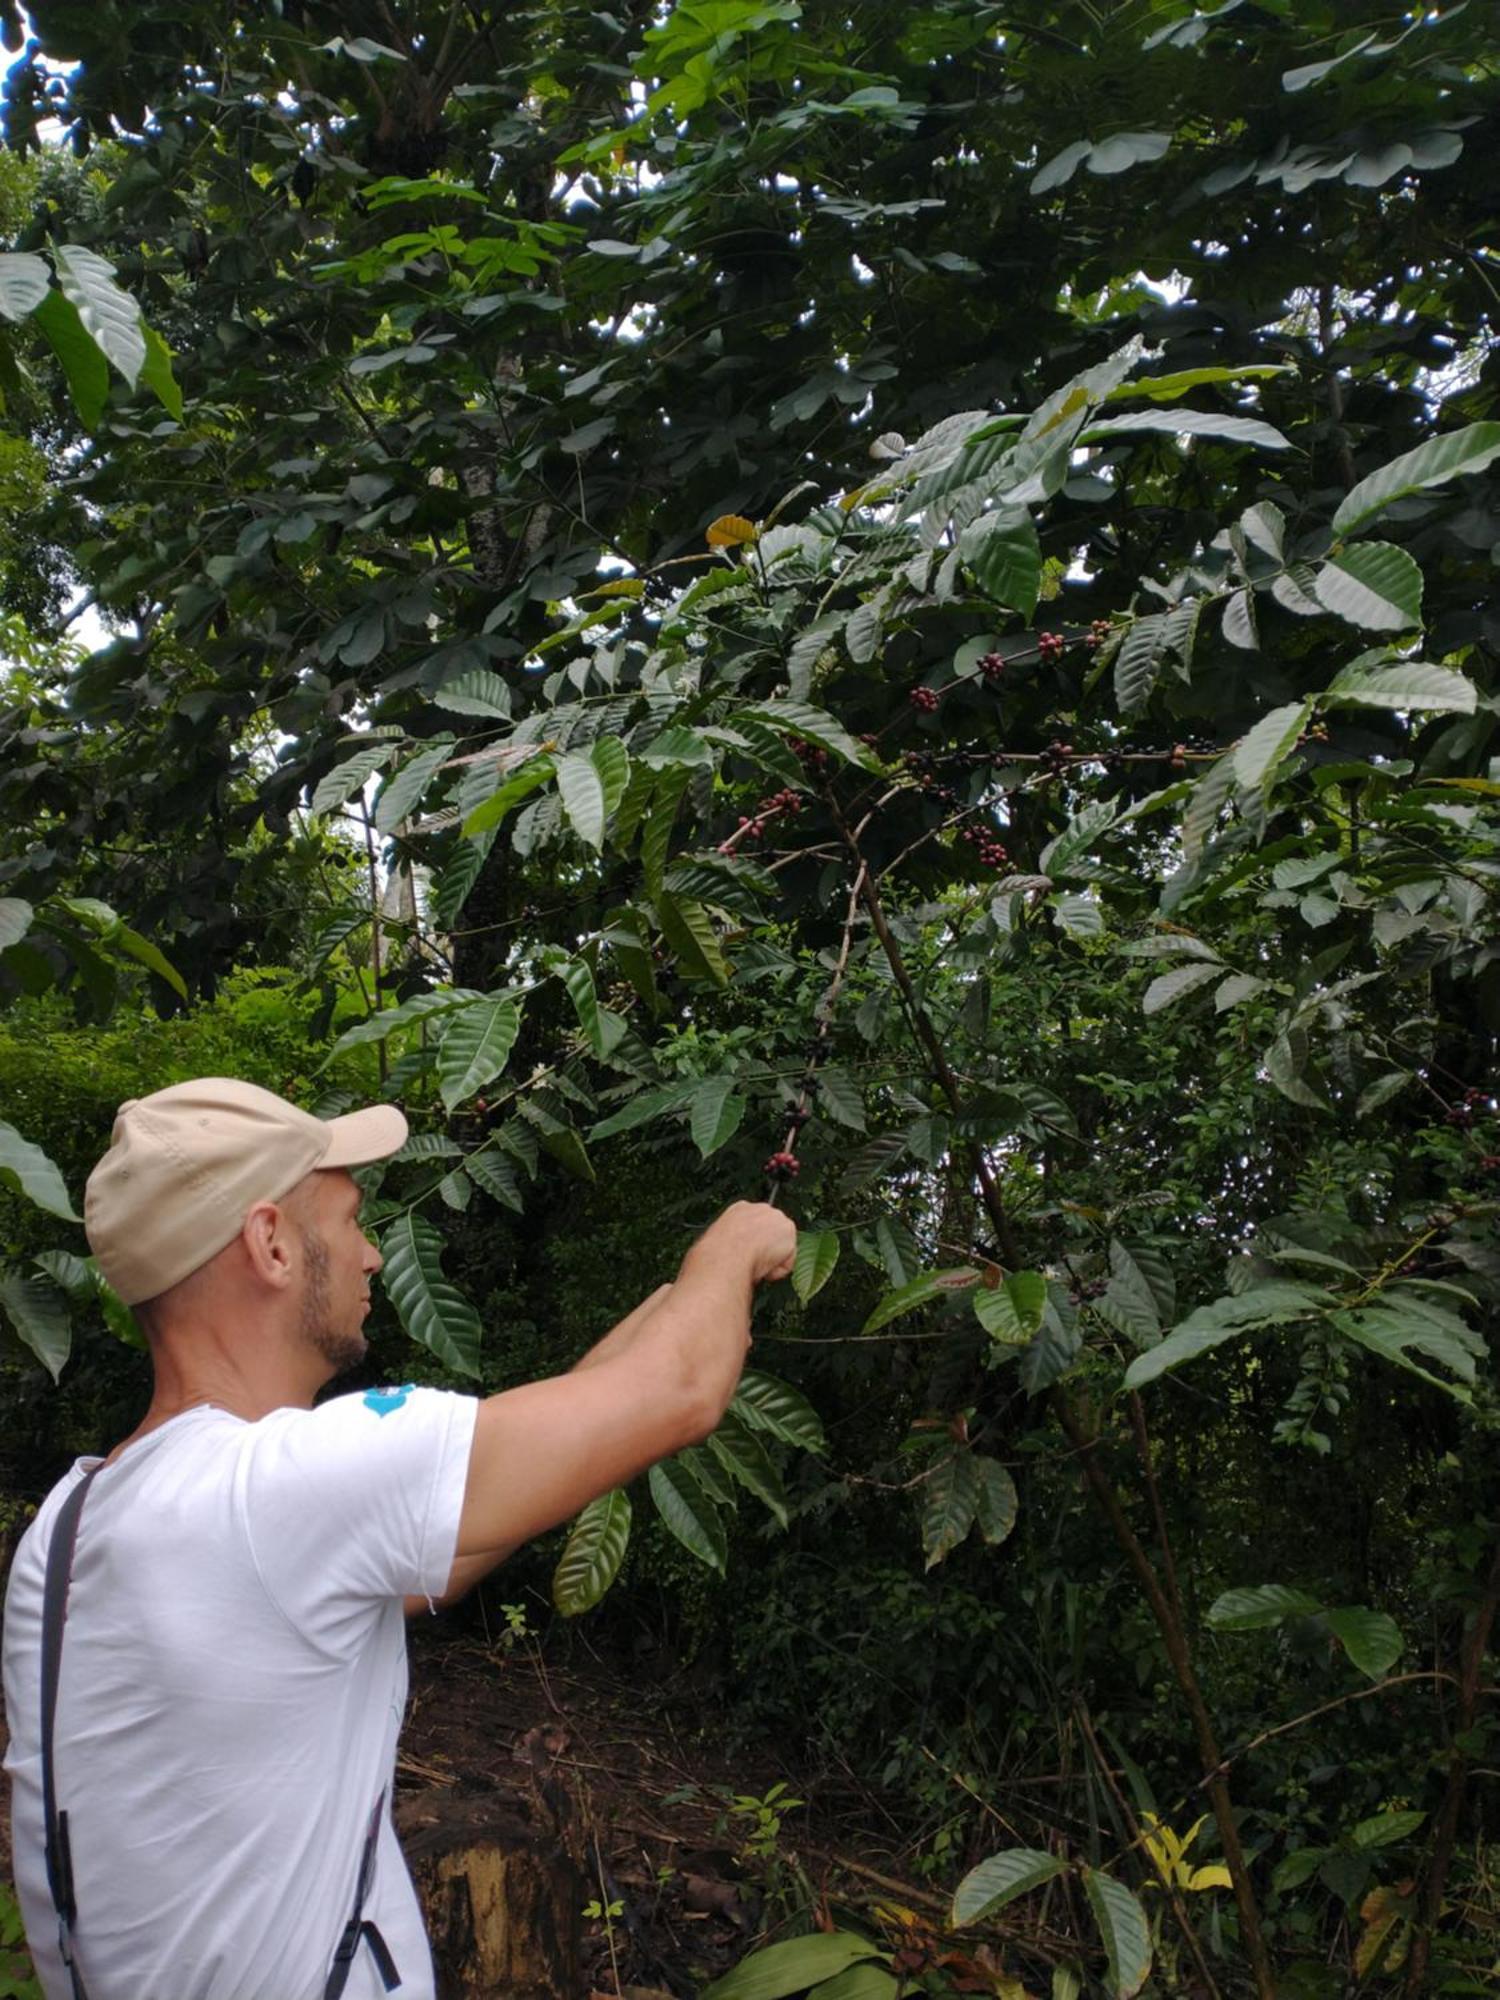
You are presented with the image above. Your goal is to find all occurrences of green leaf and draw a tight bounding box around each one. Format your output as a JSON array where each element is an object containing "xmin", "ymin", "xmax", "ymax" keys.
[
  {"xmin": 1322, "ymin": 662, "xmax": 1475, "ymax": 714},
  {"xmin": 553, "ymin": 1488, "xmax": 632, "ymax": 1615},
  {"xmin": 53, "ymin": 244, "xmax": 146, "ymax": 385},
  {"xmin": 961, "ymin": 507, "xmax": 1042, "ymax": 618},
  {"xmin": 379, "ymin": 1212, "xmax": 483, "ymax": 1376},
  {"xmin": 702, "ymin": 1932, "xmax": 884, "ymax": 2000},
  {"xmin": 310, "ymin": 741, "xmax": 394, "ymax": 817},
  {"xmin": 1351, "ymin": 1808, "xmax": 1424, "ymax": 1851},
  {"xmin": 1267, "ymin": 1032, "xmax": 1330, "ymax": 1110},
  {"xmin": 589, "ymin": 1082, "xmax": 694, "ymax": 1143},
  {"xmin": 1333, "ymin": 1305, "xmax": 1478, "ymax": 1402},
  {"xmin": 436, "ymin": 995, "xmax": 522, "ymax": 1110},
  {"xmin": 1314, "ymin": 544, "xmax": 1424, "ymax": 631},
  {"xmin": 732, "ymin": 1369, "xmax": 825, "ymax": 1451},
  {"xmin": 0, "ymin": 897, "xmax": 34, "ymax": 949},
  {"xmin": 552, "ymin": 954, "xmax": 603, "ymax": 1056},
  {"xmin": 973, "ymin": 1456, "xmax": 1019, "ymax": 1546},
  {"xmin": 1333, "ymin": 423, "xmax": 1500, "ymax": 536},
  {"xmin": 657, "ymin": 893, "xmax": 729, "ymax": 985},
  {"xmin": 1040, "ymin": 801, "xmax": 1118, "ymax": 880},
  {"xmin": 1100, "ymin": 1240, "xmax": 1163, "ymax": 1346},
  {"xmin": 1142, "ymin": 962, "xmax": 1222, "ymax": 1015},
  {"xmin": 689, "ymin": 1076, "xmax": 746, "ymax": 1157},
  {"xmin": 138, "ymin": 322, "xmax": 183, "ymax": 420},
  {"xmin": 555, "ymin": 747, "xmax": 608, "ymax": 849},
  {"xmin": 707, "ymin": 1410, "xmax": 789, "ymax": 1528},
  {"xmin": 0, "ymin": 1269, "xmax": 71, "ymax": 1380},
  {"xmin": 862, "ymin": 1268, "xmax": 975, "ymax": 1334},
  {"xmin": 376, "ymin": 735, "xmax": 456, "ymax": 834},
  {"xmin": 922, "ymin": 1450, "xmax": 980, "ymax": 1568},
  {"xmin": 1082, "ymin": 1869, "xmax": 1152, "ymax": 2000},
  {"xmin": 973, "ymin": 1270, "xmax": 1047, "ymax": 1345},
  {"xmin": 32, "ymin": 288, "xmax": 110, "ymax": 428},
  {"xmin": 814, "ymin": 1065, "xmax": 866, "ymax": 1131},
  {"xmin": 460, "ymin": 753, "xmax": 554, "ymax": 838},
  {"xmin": 792, "ymin": 1229, "xmax": 841, "ymax": 1304},
  {"xmin": 1326, "ymin": 1607, "xmax": 1403, "ymax": 1680},
  {"xmin": 432, "ymin": 669, "xmax": 512, "ymax": 719},
  {"xmin": 0, "ymin": 1119, "xmax": 78, "ymax": 1220},
  {"xmin": 329, "ymin": 987, "xmax": 484, "ymax": 1056},
  {"xmin": 0, "ymin": 251, "xmax": 50, "ymax": 321},
  {"xmin": 1081, "ymin": 408, "xmax": 1290, "ymax": 452},
  {"xmin": 1113, "ymin": 614, "xmax": 1167, "ymax": 715},
  {"xmin": 1208, "ymin": 1584, "xmax": 1323, "ymax": 1631},
  {"xmin": 463, "ymin": 1148, "xmax": 525, "ymax": 1213},
  {"xmin": 1233, "ymin": 702, "xmax": 1310, "ymax": 792},
  {"xmin": 1124, "ymin": 1283, "xmax": 1325, "ymax": 1389},
  {"xmin": 649, "ymin": 1458, "xmax": 727, "ymax": 1572},
  {"xmin": 809, "ymin": 1967, "xmax": 899, "ymax": 2000},
  {"xmin": 1109, "ymin": 365, "xmax": 1293, "ymax": 405},
  {"xmin": 730, "ymin": 699, "xmax": 877, "ymax": 769},
  {"xmin": 590, "ymin": 735, "xmax": 631, "ymax": 822},
  {"xmin": 952, "ymin": 1849, "xmax": 1069, "ymax": 1926}
]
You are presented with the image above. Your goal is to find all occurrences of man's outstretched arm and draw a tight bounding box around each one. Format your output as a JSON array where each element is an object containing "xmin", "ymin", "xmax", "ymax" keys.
[{"xmin": 412, "ymin": 1203, "xmax": 795, "ymax": 1610}]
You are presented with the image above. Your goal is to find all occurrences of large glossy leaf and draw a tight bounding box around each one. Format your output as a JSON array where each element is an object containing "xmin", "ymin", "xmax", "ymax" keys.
[
  {"xmin": 1326, "ymin": 1607, "xmax": 1403, "ymax": 1679},
  {"xmin": 460, "ymin": 753, "xmax": 553, "ymax": 838},
  {"xmin": 689, "ymin": 1076, "xmax": 745, "ymax": 1157},
  {"xmin": 1314, "ymin": 543, "xmax": 1423, "ymax": 631},
  {"xmin": 1081, "ymin": 408, "xmax": 1290, "ymax": 451},
  {"xmin": 379, "ymin": 1212, "xmax": 483, "ymax": 1377},
  {"xmin": 1142, "ymin": 962, "xmax": 1222, "ymax": 1015},
  {"xmin": 555, "ymin": 747, "xmax": 608, "ymax": 849},
  {"xmin": 707, "ymin": 1410, "xmax": 789, "ymax": 1527},
  {"xmin": 973, "ymin": 1270, "xmax": 1046, "ymax": 1344},
  {"xmin": 431, "ymin": 669, "xmax": 512, "ymax": 719},
  {"xmin": 1321, "ymin": 662, "xmax": 1475, "ymax": 714},
  {"xmin": 310, "ymin": 742, "xmax": 395, "ymax": 818},
  {"xmin": 960, "ymin": 507, "xmax": 1042, "ymax": 617},
  {"xmin": 732, "ymin": 1369, "xmax": 826, "ymax": 1451},
  {"xmin": 0, "ymin": 1269, "xmax": 72, "ymax": 1380},
  {"xmin": 657, "ymin": 892, "xmax": 729, "ymax": 984},
  {"xmin": 590, "ymin": 735, "xmax": 631, "ymax": 821},
  {"xmin": 0, "ymin": 897, "xmax": 34, "ymax": 949},
  {"xmin": 731, "ymin": 699, "xmax": 876, "ymax": 769},
  {"xmin": 791, "ymin": 1229, "xmax": 841, "ymax": 1303},
  {"xmin": 1124, "ymin": 1282, "xmax": 1326, "ymax": 1388},
  {"xmin": 973, "ymin": 1456, "xmax": 1019, "ymax": 1546},
  {"xmin": 952, "ymin": 1848, "xmax": 1068, "ymax": 1925},
  {"xmin": 554, "ymin": 954, "xmax": 604, "ymax": 1055},
  {"xmin": 1208, "ymin": 1583, "xmax": 1322, "ymax": 1630},
  {"xmin": 436, "ymin": 995, "xmax": 521, "ymax": 1110},
  {"xmin": 0, "ymin": 1119, "xmax": 78, "ymax": 1220},
  {"xmin": 1082, "ymin": 1868, "xmax": 1152, "ymax": 2000},
  {"xmin": 32, "ymin": 288, "xmax": 109, "ymax": 428},
  {"xmin": 862, "ymin": 1267, "xmax": 975, "ymax": 1333},
  {"xmin": 921, "ymin": 1449, "xmax": 980, "ymax": 1567},
  {"xmin": 375, "ymin": 736, "xmax": 456, "ymax": 833},
  {"xmin": 552, "ymin": 1488, "xmax": 632, "ymax": 1614},
  {"xmin": 807, "ymin": 1966, "xmax": 899, "ymax": 2000},
  {"xmin": 0, "ymin": 251, "xmax": 50, "ymax": 321},
  {"xmin": 1333, "ymin": 422, "xmax": 1500, "ymax": 536},
  {"xmin": 1233, "ymin": 702, "xmax": 1310, "ymax": 792},
  {"xmin": 648, "ymin": 1458, "xmax": 727, "ymax": 1571},
  {"xmin": 53, "ymin": 243, "xmax": 146, "ymax": 384},
  {"xmin": 1112, "ymin": 614, "xmax": 1167, "ymax": 715},
  {"xmin": 463, "ymin": 1148, "xmax": 525, "ymax": 1213},
  {"xmin": 329, "ymin": 987, "xmax": 485, "ymax": 1056},
  {"xmin": 702, "ymin": 1932, "xmax": 885, "ymax": 2000}
]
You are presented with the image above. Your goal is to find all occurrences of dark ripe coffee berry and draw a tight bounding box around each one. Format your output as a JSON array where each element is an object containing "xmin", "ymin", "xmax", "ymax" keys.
[
  {"xmin": 978, "ymin": 650, "xmax": 1006, "ymax": 683},
  {"xmin": 910, "ymin": 686, "xmax": 940, "ymax": 713},
  {"xmin": 763, "ymin": 1151, "xmax": 801, "ymax": 1180}
]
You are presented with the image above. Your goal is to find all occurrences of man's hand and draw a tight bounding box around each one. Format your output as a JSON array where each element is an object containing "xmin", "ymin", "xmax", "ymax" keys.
[{"xmin": 699, "ymin": 1200, "xmax": 798, "ymax": 1286}]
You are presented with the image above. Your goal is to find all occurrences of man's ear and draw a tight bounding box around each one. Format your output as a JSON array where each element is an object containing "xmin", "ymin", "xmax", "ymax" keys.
[{"xmin": 240, "ymin": 1200, "xmax": 297, "ymax": 1291}]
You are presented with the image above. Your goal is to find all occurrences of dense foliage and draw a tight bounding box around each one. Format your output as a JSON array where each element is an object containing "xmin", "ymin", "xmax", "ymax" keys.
[{"xmin": 2, "ymin": 4, "xmax": 1498, "ymax": 1995}]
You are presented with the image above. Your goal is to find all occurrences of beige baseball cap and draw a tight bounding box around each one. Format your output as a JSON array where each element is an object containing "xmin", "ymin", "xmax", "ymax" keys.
[{"xmin": 84, "ymin": 1078, "xmax": 409, "ymax": 1306}]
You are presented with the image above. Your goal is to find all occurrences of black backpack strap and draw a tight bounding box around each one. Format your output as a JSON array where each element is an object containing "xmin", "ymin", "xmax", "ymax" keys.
[
  {"xmin": 41, "ymin": 1463, "xmax": 104, "ymax": 2000},
  {"xmin": 323, "ymin": 1789, "xmax": 400, "ymax": 1998}
]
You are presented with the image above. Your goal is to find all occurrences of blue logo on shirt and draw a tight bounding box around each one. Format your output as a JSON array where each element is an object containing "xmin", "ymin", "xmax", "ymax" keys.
[{"xmin": 364, "ymin": 1383, "xmax": 416, "ymax": 1417}]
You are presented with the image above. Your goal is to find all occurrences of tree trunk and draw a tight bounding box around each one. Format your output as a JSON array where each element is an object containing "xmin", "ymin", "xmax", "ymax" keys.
[{"xmin": 399, "ymin": 1794, "xmax": 585, "ymax": 2000}]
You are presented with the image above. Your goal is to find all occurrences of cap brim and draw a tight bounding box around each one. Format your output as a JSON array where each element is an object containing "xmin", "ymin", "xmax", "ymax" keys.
[{"xmin": 320, "ymin": 1103, "xmax": 409, "ymax": 1169}]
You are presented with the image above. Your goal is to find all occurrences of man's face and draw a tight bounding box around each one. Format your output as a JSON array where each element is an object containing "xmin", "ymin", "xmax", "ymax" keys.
[{"xmin": 290, "ymin": 1171, "xmax": 382, "ymax": 1377}]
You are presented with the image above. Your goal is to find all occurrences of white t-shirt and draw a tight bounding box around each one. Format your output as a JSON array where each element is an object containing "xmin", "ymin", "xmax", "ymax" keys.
[{"xmin": 3, "ymin": 1386, "xmax": 479, "ymax": 2000}]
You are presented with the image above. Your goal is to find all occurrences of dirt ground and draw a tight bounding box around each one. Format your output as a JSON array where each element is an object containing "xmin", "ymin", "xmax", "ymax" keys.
[{"xmin": 3, "ymin": 1608, "xmax": 1040, "ymax": 1998}]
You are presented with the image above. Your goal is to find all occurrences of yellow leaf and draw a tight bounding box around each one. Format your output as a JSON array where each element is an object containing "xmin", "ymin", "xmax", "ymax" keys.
[
  {"xmin": 1355, "ymin": 1884, "xmax": 1414, "ymax": 1978},
  {"xmin": 706, "ymin": 513, "xmax": 758, "ymax": 548},
  {"xmin": 1185, "ymin": 1865, "xmax": 1233, "ymax": 1893},
  {"xmin": 589, "ymin": 577, "xmax": 645, "ymax": 599},
  {"xmin": 838, "ymin": 486, "xmax": 868, "ymax": 512}
]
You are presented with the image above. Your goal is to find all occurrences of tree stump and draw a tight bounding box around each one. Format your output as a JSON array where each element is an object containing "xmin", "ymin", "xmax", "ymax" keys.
[{"xmin": 398, "ymin": 1793, "xmax": 584, "ymax": 2000}]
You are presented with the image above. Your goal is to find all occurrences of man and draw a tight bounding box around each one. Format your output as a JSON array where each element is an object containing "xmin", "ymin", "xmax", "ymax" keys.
[{"xmin": 2, "ymin": 1077, "xmax": 795, "ymax": 2000}]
